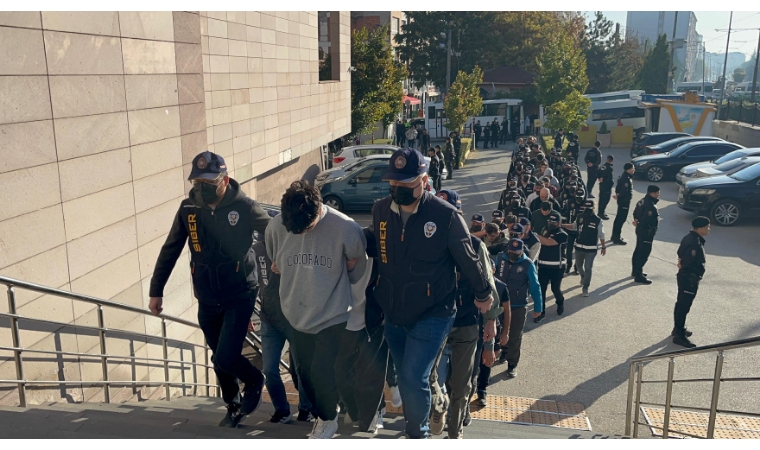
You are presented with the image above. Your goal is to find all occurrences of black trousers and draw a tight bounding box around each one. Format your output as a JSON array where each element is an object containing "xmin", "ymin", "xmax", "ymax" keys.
[
  {"xmin": 471, "ymin": 339, "xmax": 492, "ymax": 398},
  {"xmin": 483, "ymin": 135, "xmax": 490, "ymax": 148},
  {"xmin": 674, "ymin": 274, "xmax": 700, "ymax": 333},
  {"xmin": 598, "ymin": 188, "xmax": 612, "ymax": 217},
  {"xmin": 445, "ymin": 159, "xmax": 453, "ymax": 178},
  {"xmin": 586, "ymin": 166, "xmax": 598, "ymax": 194},
  {"xmin": 631, "ymin": 230, "xmax": 655, "ymax": 276},
  {"xmin": 197, "ymin": 294, "xmax": 265, "ymax": 405},
  {"xmin": 491, "ymin": 134, "xmax": 498, "ymax": 148},
  {"xmin": 504, "ymin": 306, "xmax": 528, "ymax": 369},
  {"xmin": 335, "ymin": 326, "xmax": 389, "ymax": 432},
  {"xmin": 611, "ymin": 198, "xmax": 631, "ymax": 239},
  {"xmin": 565, "ymin": 233, "xmax": 577, "ymax": 272},
  {"xmin": 290, "ymin": 321, "xmax": 351, "ymax": 421},
  {"xmin": 538, "ymin": 265, "xmax": 565, "ymax": 306},
  {"xmin": 430, "ymin": 176, "xmax": 441, "ymax": 192},
  {"xmin": 474, "ymin": 134, "xmax": 481, "ymax": 149}
]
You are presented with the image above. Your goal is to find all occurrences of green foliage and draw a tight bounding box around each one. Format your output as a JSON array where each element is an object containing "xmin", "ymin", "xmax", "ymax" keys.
[
  {"xmin": 444, "ymin": 66, "xmax": 484, "ymax": 134},
  {"xmin": 581, "ymin": 12, "xmax": 643, "ymax": 93},
  {"xmin": 636, "ymin": 34, "xmax": 670, "ymax": 94},
  {"xmin": 319, "ymin": 53, "xmax": 332, "ymax": 82},
  {"xmin": 543, "ymin": 91, "xmax": 591, "ymax": 133},
  {"xmin": 456, "ymin": 138, "xmax": 473, "ymax": 167},
  {"xmin": 733, "ymin": 68, "xmax": 746, "ymax": 83},
  {"xmin": 599, "ymin": 121, "xmax": 609, "ymax": 134},
  {"xmin": 351, "ymin": 25, "xmax": 408, "ymax": 137},
  {"xmin": 535, "ymin": 32, "xmax": 589, "ymax": 107}
]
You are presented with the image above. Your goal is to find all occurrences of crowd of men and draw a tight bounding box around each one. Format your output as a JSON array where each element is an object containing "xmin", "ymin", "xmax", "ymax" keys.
[{"xmin": 146, "ymin": 137, "xmax": 710, "ymax": 439}]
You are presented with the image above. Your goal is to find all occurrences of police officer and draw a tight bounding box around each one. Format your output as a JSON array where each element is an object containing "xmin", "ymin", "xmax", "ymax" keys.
[
  {"xmin": 149, "ymin": 151, "xmax": 269, "ymax": 428},
  {"xmin": 566, "ymin": 134, "xmax": 580, "ymax": 163},
  {"xmin": 427, "ymin": 147, "xmax": 442, "ymax": 192},
  {"xmin": 453, "ymin": 131, "xmax": 462, "ymax": 168},
  {"xmin": 561, "ymin": 186, "xmax": 585, "ymax": 276},
  {"xmin": 610, "ymin": 162, "xmax": 635, "ymax": 245},
  {"xmin": 631, "ymin": 185, "xmax": 661, "ymax": 284},
  {"xmin": 672, "ymin": 217, "xmax": 710, "ymax": 348},
  {"xmin": 369, "ymin": 148, "xmax": 496, "ymax": 439},
  {"xmin": 491, "ymin": 210, "xmax": 509, "ymax": 232},
  {"xmin": 553, "ymin": 128, "xmax": 564, "ymax": 150},
  {"xmin": 574, "ymin": 199, "xmax": 606, "ymax": 297},
  {"xmin": 444, "ymin": 138, "xmax": 455, "ymax": 179},
  {"xmin": 494, "ymin": 238, "xmax": 543, "ymax": 378},
  {"xmin": 536, "ymin": 212, "xmax": 568, "ymax": 316},
  {"xmin": 518, "ymin": 217, "xmax": 541, "ymax": 260},
  {"xmin": 584, "ymin": 141, "xmax": 602, "ymax": 198},
  {"xmin": 505, "ymin": 192, "xmax": 532, "ymax": 222},
  {"xmin": 597, "ymin": 155, "xmax": 615, "ymax": 220}
]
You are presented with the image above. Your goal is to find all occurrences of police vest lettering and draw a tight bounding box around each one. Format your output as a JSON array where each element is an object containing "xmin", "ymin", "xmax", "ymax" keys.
[
  {"xmin": 286, "ymin": 253, "xmax": 333, "ymax": 268},
  {"xmin": 575, "ymin": 215, "xmax": 601, "ymax": 251}
]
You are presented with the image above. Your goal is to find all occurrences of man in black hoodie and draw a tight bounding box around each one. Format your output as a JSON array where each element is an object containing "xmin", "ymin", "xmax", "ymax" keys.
[{"xmin": 149, "ymin": 151, "xmax": 270, "ymax": 428}]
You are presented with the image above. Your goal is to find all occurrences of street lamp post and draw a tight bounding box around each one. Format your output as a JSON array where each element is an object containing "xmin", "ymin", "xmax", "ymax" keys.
[
  {"xmin": 717, "ymin": 12, "xmax": 733, "ymax": 121},
  {"xmin": 668, "ymin": 12, "xmax": 679, "ymax": 93}
]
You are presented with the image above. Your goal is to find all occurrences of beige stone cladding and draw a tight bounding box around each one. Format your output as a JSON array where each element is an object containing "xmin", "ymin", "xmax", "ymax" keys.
[{"xmin": 0, "ymin": 11, "xmax": 350, "ymax": 406}]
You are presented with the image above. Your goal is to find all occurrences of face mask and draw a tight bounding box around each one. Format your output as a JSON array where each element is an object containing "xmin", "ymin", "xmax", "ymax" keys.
[
  {"xmin": 507, "ymin": 252, "xmax": 521, "ymax": 262},
  {"xmin": 390, "ymin": 182, "xmax": 421, "ymax": 206},
  {"xmin": 194, "ymin": 182, "xmax": 222, "ymax": 205},
  {"xmin": 511, "ymin": 200, "xmax": 520, "ymax": 208}
]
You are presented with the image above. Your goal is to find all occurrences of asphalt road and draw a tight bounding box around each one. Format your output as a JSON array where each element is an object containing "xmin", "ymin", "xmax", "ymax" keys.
[{"xmin": 347, "ymin": 142, "xmax": 760, "ymax": 436}]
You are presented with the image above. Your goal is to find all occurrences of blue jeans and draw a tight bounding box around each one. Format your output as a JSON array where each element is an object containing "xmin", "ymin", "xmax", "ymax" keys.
[
  {"xmin": 384, "ymin": 313, "xmax": 454, "ymax": 438},
  {"xmin": 260, "ymin": 320, "xmax": 311, "ymax": 414}
]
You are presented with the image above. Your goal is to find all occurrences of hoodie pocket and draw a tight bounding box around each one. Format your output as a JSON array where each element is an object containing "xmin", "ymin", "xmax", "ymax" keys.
[
  {"xmin": 373, "ymin": 275, "xmax": 393, "ymax": 314},
  {"xmin": 215, "ymin": 260, "xmax": 248, "ymax": 291},
  {"xmin": 190, "ymin": 262, "xmax": 212, "ymax": 293},
  {"xmin": 400, "ymin": 281, "xmax": 434, "ymax": 321}
]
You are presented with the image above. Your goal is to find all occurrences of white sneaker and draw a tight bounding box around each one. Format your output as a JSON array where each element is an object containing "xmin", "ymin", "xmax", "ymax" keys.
[
  {"xmin": 390, "ymin": 385, "xmax": 402, "ymax": 408},
  {"xmin": 308, "ymin": 417, "xmax": 339, "ymax": 439},
  {"xmin": 376, "ymin": 407, "xmax": 386, "ymax": 429}
]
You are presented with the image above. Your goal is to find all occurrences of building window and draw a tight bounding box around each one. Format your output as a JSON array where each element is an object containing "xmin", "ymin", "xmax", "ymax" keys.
[
  {"xmin": 392, "ymin": 17, "xmax": 399, "ymax": 36},
  {"xmin": 319, "ymin": 12, "xmax": 339, "ymax": 81}
]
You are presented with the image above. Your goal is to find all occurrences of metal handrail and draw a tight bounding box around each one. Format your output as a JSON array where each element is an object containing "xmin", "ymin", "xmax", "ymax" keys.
[
  {"xmin": 0, "ymin": 274, "xmax": 285, "ymax": 407},
  {"xmin": 624, "ymin": 335, "xmax": 760, "ymax": 439}
]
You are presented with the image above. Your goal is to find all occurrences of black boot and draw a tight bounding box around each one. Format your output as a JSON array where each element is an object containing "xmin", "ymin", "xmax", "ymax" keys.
[
  {"xmin": 634, "ymin": 275, "xmax": 652, "ymax": 284},
  {"xmin": 672, "ymin": 333, "xmax": 696, "ymax": 348},
  {"xmin": 671, "ymin": 327, "xmax": 693, "ymax": 337},
  {"xmin": 219, "ymin": 403, "xmax": 245, "ymax": 428}
]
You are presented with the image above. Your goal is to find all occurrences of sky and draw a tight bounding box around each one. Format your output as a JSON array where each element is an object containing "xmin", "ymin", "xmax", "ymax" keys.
[{"xmin": 585, "ymin": 11, "xmax": 760, "ymax": 58}]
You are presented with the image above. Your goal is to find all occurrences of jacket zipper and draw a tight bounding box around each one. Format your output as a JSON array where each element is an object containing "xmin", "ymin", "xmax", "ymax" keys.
[
  {"xmin": 365, "ymin": 327, "xmax": 372, "ymax": 343},
  {"xmin": 401, "ymin": 226, "xmax": 405, "ymax": 242},
  {"xmin": 427, "ymin": 283, "xmax": 430, "ymax": 296},
  {"xmin": 236, "ymin": 261, "xmax": 239, "ymax": 272}
]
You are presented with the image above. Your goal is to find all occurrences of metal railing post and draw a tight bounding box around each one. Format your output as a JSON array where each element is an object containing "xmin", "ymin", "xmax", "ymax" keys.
[
  {"xmin": 7, "ymin": 285, "xmax": 26, "ymax": 407},
  {"xmin": 633, "ymin": 362, "xmax": 644, "ymax": 438},
  {"xmin": 624, "ymin": 361, "xmax": 636, "ymax": 436},
  {"xmin": 663, "ymin": 357, "xmax": 676, "ymax": 439},
  {"xmin": 706, "ymin": 351, "xmax": 725, "ymax": 438},
  {"xmin": 204, "ymin": 346, "xmax": 210, "ymax": 397},
  {"xmin": 161, "ymin": 319, "xmax": 170, "ymax": 401},
  {"xmin": 97, "ymin": 305, "xmax": 110, "ymax": 403}
]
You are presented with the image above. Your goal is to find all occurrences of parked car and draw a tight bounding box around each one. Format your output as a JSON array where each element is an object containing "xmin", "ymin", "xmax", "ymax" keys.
[
  {"xmin": 678, "ymin": 160, "xmax": 760, "ymax": 226},
  {"xmin": 677, "ymin": 148, "xmax": 760, "ymax": 185},
  {"xmin": 630, "ymin": 132, "xmax": 691, "ymax": 158},
  {"xmin": 319, "ymin": 159, "xmax": 392, "ymax": 212},
  {"xmin": 633, "ymin": 141, "xmax": 744, "ymax": 182},
  {"xmin": 332, "ymin": 144, "xmax": 399, "ymax": 166},
  {"xmin": 644, "ymin": 136, "xmax": 723, "ymax": 155},
  {"xmin": 316, "ymin": 154, "xmax": 442, "ymax": 190}
]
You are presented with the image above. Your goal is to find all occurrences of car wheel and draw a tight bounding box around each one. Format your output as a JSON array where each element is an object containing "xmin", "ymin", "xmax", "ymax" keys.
[
  {"xmin": 646, "ymin": 166, "xmax": 664, "ymax": 182},
  {"xmin": 710, "ymin": 199, "xmax": 741, "ymax": 227},
  {"xmin": 323, "ymin": 195, "xmax": 343, "ymax": 211}
]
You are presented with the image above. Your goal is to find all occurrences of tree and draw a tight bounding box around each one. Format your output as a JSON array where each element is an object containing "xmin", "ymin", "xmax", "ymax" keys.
[
  {"xmin": 607, "ymin": 34, "xmax": 644, "ymax": 91},
  {"xmin": 350, "ymin": 25, "xmax": 407, "ymax": 137},
  {"xmin": 636, "ymin": 34, "xmax": 670, "ymax": 94},
  {"xmin": 733, "ymin": 67, "xmax": 746, "ymax": 83},
  {"xmin": 535, "ymin": 31, "xmax": 589, "ymax": 107},
  {"xmin": 582, "ymin": 11, "xmax": 614, "ymax": 93},
  {"xmin": 543, "ymin": 91, "xmax": 591, "ymax": 132},
  {"xmin": 444, "ymin": 66, "xmax": 484, "ymax": 134}
]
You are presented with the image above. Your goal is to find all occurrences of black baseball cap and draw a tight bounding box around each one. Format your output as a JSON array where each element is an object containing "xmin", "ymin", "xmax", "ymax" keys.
[
  {"xmin": 436, "ymin": 189, "xmax": 462, "ymax": 210},
  {"xmin": 492, "ymin": 210, "xmax": 504, "ymax": 219},
  {"xmin": 472, "ymin": 213, "xmax": 484, "ymax": 222},
  {"xmin": 548, "ymin": 212, "xmax": 561, "ymax": 223},
  {"xmin": 189, "ymin": 151, "xmax": 227, "ymax": 181},
  {"xmin": 383, "ymin": 148, "xmax": 428, "ymax": 183}
]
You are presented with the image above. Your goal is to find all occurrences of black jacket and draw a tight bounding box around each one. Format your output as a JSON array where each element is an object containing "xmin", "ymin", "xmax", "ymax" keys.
[
  {"xmin": 453, "ymin": 136, "xmax": 462, "ymax": 152},
  {"xmin": 566, "ymin": 141, "xmax": 580, "ymax": 160},
  {"xmin": 370, "ymin": 192, "xmax": 491, "ymax": 327},
  {"xmin": 474, "ymin": 124, "xmax": 482, "ymax": 136},
  {"xmin": 553, "ymin": 133, "xmax": 563, "ymax": 149},
  {"xmin": 677, "ymin": 231, "xmax": 706, "ymax": 279},
  {"xmin": 633, "ymin": 195, "xmax": 660, "ymax": 237},
  {"xmin": 428, "ymin": 154, "xmax": 443, "ymax": 179},
  {"xmin": 616, "ymin": 172, "xmax": 634, "ymax": 202},
  {"xmin": 598, "ymin": 163, "xmax": 614, "ymax": 189},
  {"xmin": 585, "ymin": 147, "xmax": 602, "ymax": 167},
  {"xmin": 149, "ymin": 179, "xmax": 272, "ymax": 304}
]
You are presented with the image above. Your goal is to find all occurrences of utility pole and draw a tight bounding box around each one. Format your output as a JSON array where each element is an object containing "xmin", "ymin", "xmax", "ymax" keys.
[
  {"xmin": 717, "ymin": 11, "xmax": 733, "ymax": 121},
  {"xmin": 751, "ymin": 29, "xmax": 760, "ymax": 103},
  {"xmin": 445, "ymin": 29, "xmax": 452, "ymax": 94},
  {"xmin": 667, "ymin": 12, "xmax": 679, "ymax": 93},
  {"xmin": 702, "ymin": 44, "xmax": 706, "ymax": 97}
]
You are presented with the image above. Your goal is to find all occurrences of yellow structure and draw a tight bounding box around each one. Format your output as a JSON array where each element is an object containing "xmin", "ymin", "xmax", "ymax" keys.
[
  {"xmin": 577, "ymin": 125, "xmax": 597, "ymax": 147},
  {"xmin": 611, "ymin": 126, "xmax": 633, "ymax": 146}
]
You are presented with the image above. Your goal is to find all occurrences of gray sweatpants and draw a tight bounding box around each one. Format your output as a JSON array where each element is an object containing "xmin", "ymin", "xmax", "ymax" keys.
[{"xmin": 574, "ymin": 249, "xmax": 598, "ymax": 289}]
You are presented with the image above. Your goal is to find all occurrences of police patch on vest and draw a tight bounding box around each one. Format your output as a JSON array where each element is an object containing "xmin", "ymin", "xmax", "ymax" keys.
[
  {"xmin": 424, "ymin": 221, "xmax": 437, "ymax": 238},
  {"xmin": 228, "ymin": 211, "xmax": 239, "ymax": 226}
]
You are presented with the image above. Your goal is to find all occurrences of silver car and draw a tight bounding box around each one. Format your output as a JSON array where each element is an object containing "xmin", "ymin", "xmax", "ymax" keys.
[{"xmin": 676, "ymin": 148, "xmax": 760, "ymax": 185}]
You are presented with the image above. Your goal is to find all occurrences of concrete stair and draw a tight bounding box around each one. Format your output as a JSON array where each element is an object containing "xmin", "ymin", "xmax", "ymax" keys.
[{"xmin": 0, "ymin": 396, "xmax": 627, "ymax": 439}]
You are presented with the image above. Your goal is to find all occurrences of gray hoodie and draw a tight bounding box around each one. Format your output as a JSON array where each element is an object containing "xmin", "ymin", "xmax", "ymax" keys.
[{"xmin": 265, "ymin": 205, "xmax": 367, "ymax": 334}]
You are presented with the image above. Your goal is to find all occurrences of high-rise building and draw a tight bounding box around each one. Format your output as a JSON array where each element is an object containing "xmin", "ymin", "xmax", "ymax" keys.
[{"xmin": 626, "ymin": 11, "xmax": 702, "ymax": 87}]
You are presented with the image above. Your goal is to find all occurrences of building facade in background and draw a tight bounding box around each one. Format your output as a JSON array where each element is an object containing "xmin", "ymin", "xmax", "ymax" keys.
[
  {"xmin": 0, "ymin": 11, "xmax": 350, "ymax": 406},
  {"xmin": 626, "ymin": 11, "xmax": 702, "ymax": 85}
]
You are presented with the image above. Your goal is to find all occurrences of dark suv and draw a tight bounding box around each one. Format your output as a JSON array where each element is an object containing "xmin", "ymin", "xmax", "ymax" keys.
[
  {"xmin": 678, "ymin": 161, "xmax": 760, "ymax": 226},
  {"xmin": 631, "ymin": 132, "xmax": 691, "ymax": 158}
]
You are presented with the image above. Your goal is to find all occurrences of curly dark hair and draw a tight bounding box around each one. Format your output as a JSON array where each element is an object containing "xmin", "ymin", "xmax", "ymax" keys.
[{"xmin": 280, "ymin": 180, "xmax": 322, "ymax": 234}]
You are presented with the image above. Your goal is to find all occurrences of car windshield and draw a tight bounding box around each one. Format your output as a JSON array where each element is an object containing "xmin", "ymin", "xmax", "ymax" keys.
[
  {"xmin": 714, "ymin": 159, "xmax": 749, "ymax": 172},
  {"xmin": 729, "ymin": 162, "xmax": 760, "ymax": 182},
  {"xmin": 714, "ymin": 149, "xmax": 748, "ymax": 165},
  {"xmin": 668, "ymin": 145, "xmax": 693, "ymax": 157}
]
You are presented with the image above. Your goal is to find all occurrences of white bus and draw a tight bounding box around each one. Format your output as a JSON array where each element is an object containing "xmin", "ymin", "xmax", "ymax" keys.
[
  {"xmin": 423, "ymin": 98, "xmax": 524, "ymax": 139},
  {"xmin": 676, "ymin": 82, "xmax": 715, "ymax": 99},
  {"xmin": 584, "ymin": 90, "xmax": 646, "ymax": 131}
]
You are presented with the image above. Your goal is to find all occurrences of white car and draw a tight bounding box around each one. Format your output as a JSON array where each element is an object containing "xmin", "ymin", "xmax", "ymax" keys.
[
  {"xmin": 677, "ymin": 148, "xmax": 760, "ymax": 185},
  {"xmin": 332, "ymin": 144, "xmax": 400, "ymax": 166}
]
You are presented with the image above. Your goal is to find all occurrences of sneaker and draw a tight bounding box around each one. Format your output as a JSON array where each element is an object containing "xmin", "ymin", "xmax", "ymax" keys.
[
  {"xmin": 506, "ymin": 366, "xmax": 517, "ymax": 378},
  {"xmin": 377, "ymin": 407, "xmax": 386, "ymax": 429},
  {"xmin": 671, "ymin": 327, "xmax": 693, "ymax": 337},
  {"xmin": 389, "ymin": 385, "xmax": 403, "ymax": 408},
  {"xmin": 219, "ymin": 403, "xmax": 245, "ymax": 428},
  {"xmin": 429, "ymin": 395, "xmax": 449, "ymax": 435},
  {"xmin": 497, "ymin": 352, "xmax": 509, "ymax": 364},
  {"xmin": 270, "ymin": 410, "xmax": 293, "ymax": 424},
  {"xmin": 571, "ymin": 269, "xmax": 579, "ymax": 276},
  {"xmin": 613, "ymin": 238, "xmax": 627, "ymax": 245},
  {"xmin": 240, "ymin": 378, "xmax": 265, "ymax": 415},
  {"xmin": 533, "ymin": 311, "xmax": 545, "ymax": 323},
  {"xmin": 308, "ymin": 417, "xmax": 339, "ymax": 439},
  {"xmin": 582, "ymin": 288, "xmax": 589, "ymax": 297},
  {"xmin": 477, "ymin": 393, "xmax": 487, "ymax": 407},
  {"xmin": 601, "ymin": 215, "xmax": 610, "ymax": 220},
  {"xmin": 672, "ymin": 335, "xmax": 697, "ymax": 348},
  {"xmin": 463, "ymin": 405, "xmax": 472, "ymax": 427},
  {"xmin": 297, "ymin": 409, "xmax": 314, "ymax": 422},
  {"xmin": 557, "ymin": 303, "xmax": 565, "ymax": 315}
]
